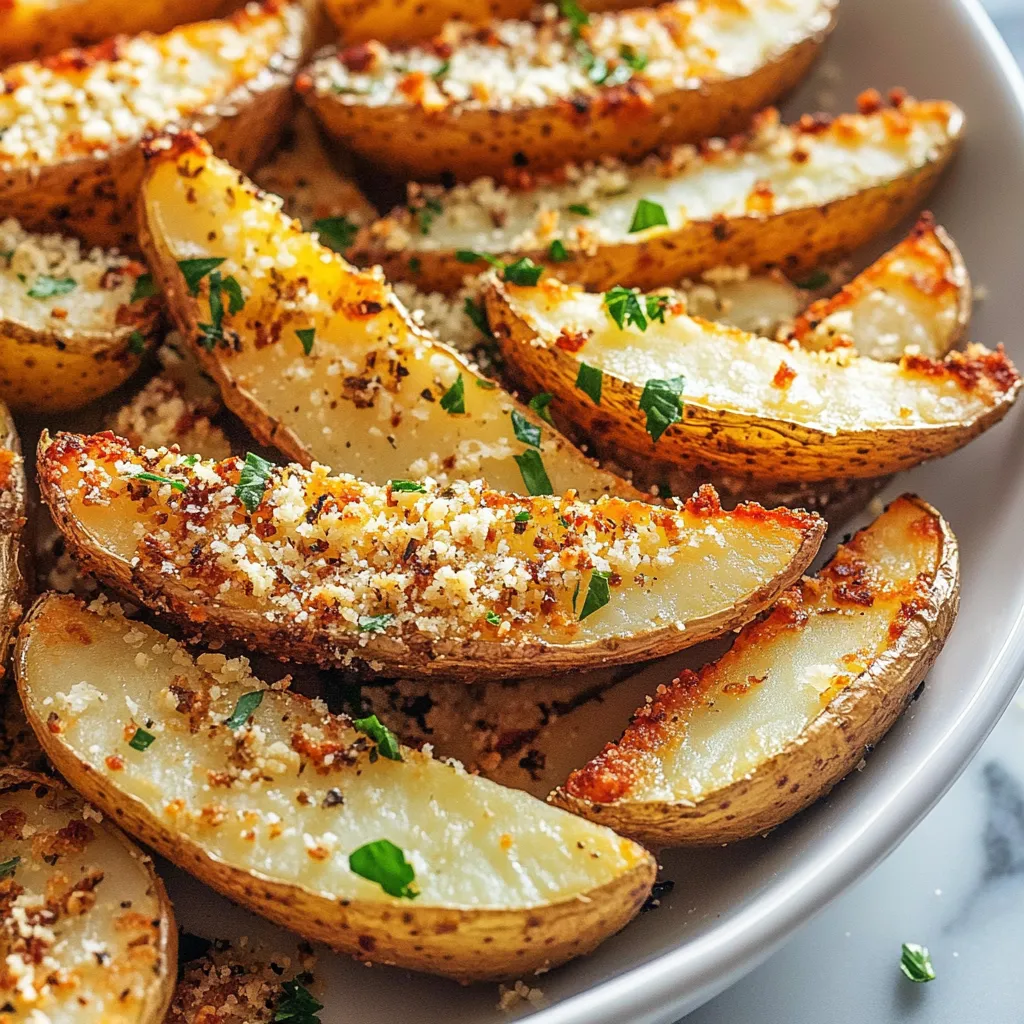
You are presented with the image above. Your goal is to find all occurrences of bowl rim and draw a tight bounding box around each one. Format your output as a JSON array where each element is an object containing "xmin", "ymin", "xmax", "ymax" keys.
[{"xmin": 526, "ymin": 4, "xmax": 1024, "ymax": 1021}]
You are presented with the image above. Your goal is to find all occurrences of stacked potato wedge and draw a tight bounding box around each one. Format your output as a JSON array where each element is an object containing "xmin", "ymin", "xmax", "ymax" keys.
[{"xmin": 0, "ymin": 0, "xmax": 1015, "ymax": 1004}]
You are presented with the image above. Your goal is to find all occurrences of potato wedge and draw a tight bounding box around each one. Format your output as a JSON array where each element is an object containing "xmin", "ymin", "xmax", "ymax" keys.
[
  {"xmin": 0, "ymin": 768, "xmax": 176, "ymax": 1022},
  {"xmin": 0, "ymin": 220, "xmax": 160, "ymax": 411},
  {"xmin": 487, "ymin": 274, "xmax": 1020, "ymax": 482},
  {"xmin": 355, "ymin": 96, "xmax": 964, "ymax": 293},
  {"xmin": 0, "ymin": 402, "xmax": 26, "ymax": 666},
  {"xmin": 252, "ymin": 109, "xmax": 377, "ymax": 230},
  {"xmin": 551, "ymin": 495, "xmax": 960, "ymax": 845},
  {"xmin": 0, "ymin": 0, "xmax": 238, "ymax": 65},
  {"xmin": 138, "ymin": 135, "xmax": 629, "ymax": 499},
  {"xmin": 16, "ymin": 594, "xmax": 656, "ymax": 981},
  {"xmin": 302, "ymin": 0, "xmax": 837, "ymax": 182},
  {"xmin": 788, "ymin": 213, "xmax": 971, "ymax": 361},
  {"xmin": 323, "ymin": 0, "xmax": 636, "ymax": 46},
  {"xmin": 0, "ymin": 1, "xmax": 313, "ymax": 250},
  {"xmin": 37, "ymin": 432, "xmax": 825, "ymax": 680}
]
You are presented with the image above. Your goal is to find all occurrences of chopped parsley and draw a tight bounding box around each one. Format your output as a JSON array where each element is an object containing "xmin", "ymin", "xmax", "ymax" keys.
[
  {"xmin": 27, "ymin": 275, "xmax": 75, "ymax": 299},
  {"xmin": 274, "ymin": 979, "xmax": 323, "ymax": 1023},
  {"xmin": 358, "ymin": 613, "xmax": 395, "ymax": 633},
  {"xmin": 558, "ymin": 0, "xmax": 590, "ymax": 36},
  {"xmin": 0, "ymin": 857, "xmax": 20, "ymax": 880},
  {"xmin": 177, "ymin": 257, "xmax": 225, "ymax": 296},
  {"xmin": 353, "ymin": 714, "xmax": 402, "ymax": 761},
  {"xmin": 475, "ymin": 378, "xmax": 497, "ymax": 389},
  {"xmin": 575, "ymin": 362, "xmax": 602, "ymax": 405},
  {"xmin": 511, "ymin": 409, "xmax": 542, "ymax": 448},
  {"xmin": 130, "ymin": 272, "xmax": 158, "ymax": 302},
  {"xmin": 528, "ymin": 392, "xmax": 555, "ymax": 424},
  {"xmin": 413, "ymin": 197, "xmax": 443, "ymax": 234},
  {"xmin": 456, "ymin": 249, "xmax": 504, "ymax": 266},
  {"xmin": 224, "ymin": 690, "xmax": 264, "ymax": 730},
  {"xmin": 296, "ymin": 328, "xmax": 316, "ymax": 356},
  {"xmin": 548, "ymin": 239, "xmax": 570, "ymax": 262},
  {"xmin": 127, "ymin": 330, "xmax": 147, "ymax": 355},
  {"xmin": 900, "ymin": 943, "xmax": 936, "ymax": 983},
  {"xmin": 408, "ymin": 257, "xmax": 421, "ymax": 274},
  {"xmin": 129, "ymin": 728, "xmax": 155, "ymax": 751},
  {"xmin": 567, "ymin": 203, "xmax": 592, "ymax": 216},
  {"xmin": 646, "ymin": 293, "xmax": 670, "ymax": 323},
  {"xmin": 197, "ymin": 270, "xmax": 243, "ymax": 350},
  {"xmin": 463, "ymin": 297, "xmax": 491, "ymax": 337},
  {"xmin": 604, "ymin": 284, "xmax": 647, "ymax": 330},
  {"xmin": 579, "ymin": 569, "xmax": 611, "ymax": 620},
  {"xmin": 439, "ymin": 373, "xmax": 465, "ymax": 414},
  {"xmin": 514, "ymin": 449, "xmax": 553, "ymax": 495},
  {"xmin": 454, "ymin": 251, "xmax": 543, "ymax": 285},
  {"xmin": 796, "ymin": 269, "xmax": 831, "ymax": 290},
  {"xmin": 313, "ymin": 215, "xmax": 358, "ymax": 253},
  {"xmin": 235, "ymin": 452, "xmax": 275, "ymax": 513},
  {"xmin": 638, "ymin": 376, "xmax": 685, "ymax": 442},
  {"xmin": 129, "ymin": 471, "xmax": 186, "ymax": 493},
  {"xmin": 514, "ymin": 510, "xmax": 531, "ymax": 523},
  {"xmin": 485, "ymin": 610, "xmax": 501, "ymax": 626},
  {"xmin": 619, "ymin": 44, "xmax": 648, "ymax": 71},
  {"xmin": 349, "ymin": 839, "xmax": 418, "ymax": 899},
  {"xmin": 628, "ymin": 198, "xmax": 669, "ymax": 233},
  {"xmin": 390, "ymin": 479, "xmax": 426, "ymax": 493},
  {"xmin": 432, "ymin": 59, "xmax": 450, "ymax": 80},
  {"xmin": 221, "ymin": 275, "xmax": 244, "ymax": 314}
]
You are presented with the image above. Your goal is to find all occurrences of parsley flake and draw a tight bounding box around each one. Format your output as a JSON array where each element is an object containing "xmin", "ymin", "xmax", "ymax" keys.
[
  {"xmin": 128, "ymin": 330, "xmax": 147, "ymax": 355},
  {"xmin": 313, "ymin": 216, "xmax": 358, "ymax": 253},
  {"xmin": 0, "ymin": 857, "xmax": 20, "ymax": 880},
  {"xmin": 274, "ymin": 979, "xmax": 323, "ymax": 1023},
  {"xmin": 349, "ymin": 839, "xmax": 418, "ymax": 899},
  {"xmin": 439, "ymin": 374, "xmax": 465, "ymax": 414},
  {"xmin": 511, "ymin": 409, "xmax": 542, "ymax": 448},
  {"xmin": 129, "ymin": 471, "xmax": 186, "ymax": 493},
  {"xmin": 432, "ymin": 59, "xmax": 450, "ymax": 80},
  {"xmin": 558, "ymin": 0, "xmax": 590, "ymax": 36},
  {"xmin": 502, "ymin": 257, "xmax": 544, "ymax": 286},
  {"xmin": 567, "ymin": 203, "xmax": 592, "ymax": 216},
  {"xmin": 528, "ymin": 392, "xmax": 555, "ymax": 425},
  {"xmin": 358, "ymin": 613, "xmax": 395, "ymax": 633},
  {"xmin": 575, "ymin": 362, "xmax": 602, "ymax": 405},
  {"xmin": 628, "ymin": 198, "xmax": 669, "ymax": 233},
  {"xmin": 177, "ymin": 257, "xmax": 225, "ymax": 296},
  {"xmin": 225, "ymin": 690, "xmax": 264, "ymax": 730},
  {"xmin": 455, "ymin": 249, "xmax": 503, "ymax": 266},
  {"xmin": 130, "ymin": 273, "xmax": 158, "ymax": 302},
  {"xmin": 514, "ymin": 510, "xmax": 531, "ymax": 523},
  {"xmin": 129, "ymin": 728, "xmax": 155, "ymax": 751},
  {"xmin": 604, "ymin": 284, "xmax": 648, "ymax": 331},
  {"xmin": 485, "ymin": 610, "xmax": 501, "ymax": 626},
  {"xmin": 900, "ymin": 943, "xmax": 936, "ymax": 983},
  {"xmin": 579, "ymin": 569, "xmax": 611, "ymax": 620},
  {"xmin": 27, "ymin": 275, "xmax": 75, "ymax": 299},
  {"xmin": 619, "ymin": 44, "xmax": 648, "ymax": 71},
  {"xmin": 796, "ymin": 269, "xmax": 831, "ymax": 290},
  {"xmin": 639, "ymin": 376, "xmax": 685, "ymax": 442},
  {"xmin": 390, "ymin": 479, "xmax": 426, "ymax": 493},
  {"xmin": 413, "ymin": 197, "xmax": 443, "ymax": 235},
  {"xmin": 296, "ymin": 328, "xmax": 315, "ymax": 355},
  {"xmin": 514, "ymin": 449, "xmax": 552, "ymax": 495},
  {"xmin": 463, "ymin": 297, "xmax": 491, "ymax": 337},
  {"xmin": 548, "ymin": 239, "xmax": 570, "ymax": 262},
  {"xmin": 353, "ymin": 714, "xmax": 402, "ymax": 761},
  {"xmin": 235, "ymin": 452, "xmax": 275, "ymax": 513}
]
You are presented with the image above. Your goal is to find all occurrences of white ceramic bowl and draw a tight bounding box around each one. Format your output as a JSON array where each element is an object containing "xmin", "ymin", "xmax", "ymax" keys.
[{"xmin": 164, "ymin": 1, "xmax": 1024, "ymax": 1019}]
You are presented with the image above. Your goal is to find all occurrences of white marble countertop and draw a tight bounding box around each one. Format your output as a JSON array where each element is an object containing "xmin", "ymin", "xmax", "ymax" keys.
[{"xmin": 683, "ymin": 7, "xmax": 1024, "ymax": 1018}]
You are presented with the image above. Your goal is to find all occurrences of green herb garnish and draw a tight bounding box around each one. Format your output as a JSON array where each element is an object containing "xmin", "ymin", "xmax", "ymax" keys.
[
  {"xmin": 349, "ymin": 839, "xmax": 418, "ymax": 899},
  {"xmin": 358, "ymin": 613, "xmax": 395, "ymax": 633},
  {"xmin": 638, "ymin": 376, "xmax": 685, "ymax": 443},
  {"xmin": 619, "ymin": 44, "xmax": 648, "ymax": 71},
  {"xmin": 558, "ymin": 0, "xmax": 590, "ymax": 36},
  {"xmin": 604, "ymin": 284, "xmax": 649, "ymax": 331},
  {"xmin": 414, "ymin": 197, "xmax": 443, "ymax": 235},
  {"xmin": 475, "ymin": 378, "xmax": 497, "ymax": 389},
  {"xmin": 502, "ymin": 257, "xmax": 544, "ymax": 286},
  {"xmin": 646, "ymin": 293, "xmax": 670, "ymax": 323},
  {"xmin": 0, "ymin": 856, "xmax": 20, "ymax": 880},
  {"xmin": 796, "ymin": 269, "xmax": 831, "ymax": 290},
  {"xmin": 274, "ymin": 979, "xmax": 323, "ymax": 1023},
  {"xmin": 455, "ymin": 249, "xmax": 504, "ymax": 266},
  {"xmin": 225, "ymin": 690, "xmax": 264, "ymax": 730},
  {"xmin": 235, "ymin": 452, "xmax": 274, "ymax": 513},
  {"xmin": 579, "ymin": 569, "xmax": 611, "ymax": 620},
  {"xmin": 575, "ymin": 362, "xmax": 602, "ymax": 405},
  {"xmin": 485, "ymin": 611, "xmax": 501, "ymax": 626},
  {"xmin": 128, "ymin": 330, "xmax": 147, "ymax": 355},
  {"xmin": 352, "ymin": 714, "xmax": 402, "ymax": 761},
  {"xmin": 439, "ymin": 374, "xmax": 465, "ymax": 414},
  {"xmin": 514, "ymin": 510, "xmax": 531, "ymax": 523},
  {"xmin": 513, "ymin": 449, "xmax": 552, "ymax": 495},
  {"xmin": 511, "ymin": 409, "xmax": 541, "ymax": 448},
  {"xmin": 313, "ymin": 215, "xmax": 358, "ymax": 253},
  {"xmin": 130, "ymin": 273, "xmax": 158, "ymax": 302},
  {"xmin": 130, "ymin": 471, "xmax": 186, "ymax": 493},
  {"xmin": 27, "ymin": 275, "xmax": 75, "ymax": 299},
  {"xmin": 178, "ymin": 257, "xmax": 225, "ymax": 296},
  {"xmin": 463, "ymin": 297, "xmax": 491, "ymax": 337},
  {"xmin": 548, "ymin": 239, "xmax": 570, "ymax": 262},
  {"xmin": 567, "ymin": 203, "xmax": 592, "ymax": 216},
  {"xmin": 297, "ymin": 328, "xmax": 315, "ymax": 356},
  {"xmin": 390, "ymin": 480, "xmax": 426, "ymax": 493},
  {"xmin": 432, "ymin": 59, "xmax": 450, "ymax": 80},
  {"xmin": 900, "ymin": 943, "xmax": 936, "ymax": 983},
  {"xmin": 628, "ymin": 198, "xmax": 668, "ymax": 233},
  {"xmin": 129, "ymin": 728, "xmax": 155, "ymax": 751},
  {"xmin": 528, "ymin": 392, "xmax": 555, "ymax": 425}
]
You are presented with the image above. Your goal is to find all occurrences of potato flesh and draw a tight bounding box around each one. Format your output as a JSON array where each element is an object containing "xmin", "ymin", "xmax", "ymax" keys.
[
  {"xmin": 0, "ymin": 781, "xmax": 165, "ymax": 1024},
  {"xmin": 143, "ymin": 151, "xmax": 622, "ymax": 499},
  {"xmin": 53, "ymin": 443, "xmax": 820, "ymax": 647},
  {"xmin": 400, "ymin": 107, "xmax": 955, "ymax": 255},
  {"xmin": 614, "ymin": 498, "xmax": 940, "ymax": 803},
  {"xmin": 20, "ymin": 597, "xmax": 645, "ymax": 908},
  {"xmin": 505, "ymin": 283, "xmax": 999, "ymax": 432}
]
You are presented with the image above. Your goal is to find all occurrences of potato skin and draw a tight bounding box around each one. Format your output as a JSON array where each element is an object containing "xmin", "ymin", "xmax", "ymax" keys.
[
  {"xmin": 0, "ymin": 3, "xmax": 313, "ymax": 251},
  {"xmin": 304, "ymin": 10, "xmax": 836, "ymax": 182},
  {"xmin": 0, "ymin": 404, "xmax": 26, "ymax": 665},
  {"xmin": 551, "ymin": 496, "xmax": 961, "ymax": 846}
]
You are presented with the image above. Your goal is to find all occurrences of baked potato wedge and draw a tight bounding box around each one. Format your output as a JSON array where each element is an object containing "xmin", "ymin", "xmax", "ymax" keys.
[
  {"xmin": 788, "ymin": 213, "xmax": 971, "ymax": 361},
  {"xmin": 551, "ymin": 495, "xmax": 960, "ymax": 845},
  {"xmin": 356, "ymin": 96, "xmax": 964, "ymax": 293},
  {"xmin": 138, "ymin": 135, "xmax": 628, "ymax": 499},
  {"xmin": 16, "ymin": 594, "xmax": 656, "ymax": 981},
  {"xmin": 0, "ymin": 768, "xmax": 176, "ymax": 1022},
  {"xmin": 486, "ymin": 275, "xmax": 1020, "ymax": 482},
  {"xmin": 252, "ymin": 109, "xmax": 377, "ymax": 230},
  {"xmin": 323, "ymin": 0, "xmax": 637, "ymax": 46},
  {"xmin": 0, "ymin": 220, "xmax": 160, "ymax": 411},
  {"xmin": 37, "ymin": 432, "xmax": 825, "ymax": 681},
  {"xmin": 0, "ymin": 402, "xmax": 26, "ymax": 666},
  {"xmin": 0, "ymin": 0, "xmax": 238, "ymax": 65},
  {"xmin": 0, "ymin": 1, "xmax": 313, "ymax": 250},
  {"xmin": 302, "ymin": 0, "xmax": 837, "ymax": 181}
]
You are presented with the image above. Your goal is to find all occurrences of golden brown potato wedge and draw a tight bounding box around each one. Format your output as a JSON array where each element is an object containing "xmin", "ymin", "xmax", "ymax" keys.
[
  {"xmin": 355, "ymin": 96, "xmax": 964, "ymax": 293},
  {"xmin": 486, "ymin": 274, "xmax": 1020, "ymax": 482},
  {"xmin": 16, "ymin": 594, "xmax": 656, "ymax": 981},
  {"xmin": 0, "ymin": 1, "xmax": 313, "ymax": 250},
  {"xmin": 252, "ymin": 109, "xmax": 377, "ymax": 230},
  {"xmin": 0, "ymin": 768, "xmax": 176, "ymax": 1022},
  {"xmin": 0, "ymin": 220, "xmax": 160, "ymax": 411},
  {"xmin": 37, "ymin": 432, "xmax": 825, "ymax": 681},
  {"xmin": 0, "ymin": 402, "xmax": 26, "ymax": 665},
  {"xmin": 138, "ymin": 135, "xmax": 630, "ymax": 499},
  {"xmin": 323, "ymin": 0, "xmax": 637, "ymax": 46},
  {"xmin": 788, "ymin": 213, "xmax": 971, "ymax": 361},
  {"xmin": 303, "ymin": 0, "xmax": 838, "ymax": 182},
  {"xmin": 0, "ymin": 0, "xmax": 238, "ymax": 65},
  {"xmin": 551, "ymin": 495, "xmax": 960, "ymax": 845}
]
